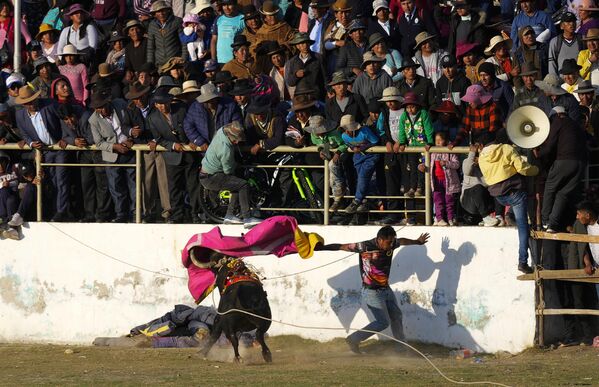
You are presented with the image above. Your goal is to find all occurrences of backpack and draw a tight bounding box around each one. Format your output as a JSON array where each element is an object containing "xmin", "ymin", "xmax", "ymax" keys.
[{"xmin": 554, "ymin": 34, "xmax": 583, "ymax": 56}]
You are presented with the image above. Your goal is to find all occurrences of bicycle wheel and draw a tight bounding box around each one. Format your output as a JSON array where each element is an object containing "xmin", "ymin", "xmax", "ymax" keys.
[
  {"xmin": 197, "ymin": 184, "xmax": 229, "ymax": 224},
  {"xmin": 295, "ymin": 169, "xmax": 323, "ymax": 224}
]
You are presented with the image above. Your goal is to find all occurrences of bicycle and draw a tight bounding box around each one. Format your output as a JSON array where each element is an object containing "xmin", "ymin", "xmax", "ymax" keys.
[{"xmin": 198, "ymin": 153, "xmax": 323, "ymax": 224}]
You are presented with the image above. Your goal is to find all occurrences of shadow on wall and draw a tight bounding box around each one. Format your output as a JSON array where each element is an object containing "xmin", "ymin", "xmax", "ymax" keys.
[{"xmin": 326, "ymin": 238, "xmax": 482, "ymax": 351}]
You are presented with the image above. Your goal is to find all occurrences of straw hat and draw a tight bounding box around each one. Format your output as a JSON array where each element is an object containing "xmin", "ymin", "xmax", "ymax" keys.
[
  {"xmin": 331, "ymin": 0, "xmax": 351, "ymax": 12},
  {"xmin": 259, "ymin": 0, "xmax": 279, "ymax": 15},
  {"xmin": 124, "ymin": 19, "xmax": 144, "ymax": 34},
  {"xmin": 328, "ymin": 71, "xmax": 349, "ymax": 86},
  {"xmin": 378, "ymin": 86, "xmax": 404, "ymax": 102},
  {"xmin": 159, "ymin": 57, "xmax": 185, "ymax": 74},
  {"xmin": 150, "ymin": 0, "xmax": 171, "ymax": 13},
  {"xmin": 36, "ymin": 24, "xmax": 58, "ymax": 41},
  {"xmin": 339, "ymin": 114, "xmax": 360, "ymax": 131},
  {"xmin": 196, "ymin": 83, "xmax": 221, "ymax": 103},
  {"xmin": 361, "ymin": 51, "xmax": 385, "ymax": 69},
  {"xmin": 304, "ymin": 115, "xmax": 335, "ymax": 135},
  {"xmin": 60, "ymin": 44, "xmax": 80, "ymax": 56},
  {"xmin": 98, "ymin": 63, "xmax": 115, "ymax": 77},
  {"xmin": 535, "ymin": 74, "xmax": 567, "ymax": 96},
  {"xmin": 190, "ymin": 0, "xmax": 212, "ymax": 14},
  {"xmin": 484, "ymin": 35, "xmax": 512, "ymax": 56},
  {"xmin": 583, "ymin": 28, "xmax": 599, "ymax": 41},
  {"xmin": 579, "ymin": 0, "xmax": 599, "ymax": 11},
  {"xmin": 414, "ymin": 31, "xmax": 436, "ymax": 50},
  {"xmin": 15, "ymin": 86, "xmax": 41, "ymax": 105},
  {"xmin": 180, "ymin": 80, "xmax": 202, "ymax": 95}
]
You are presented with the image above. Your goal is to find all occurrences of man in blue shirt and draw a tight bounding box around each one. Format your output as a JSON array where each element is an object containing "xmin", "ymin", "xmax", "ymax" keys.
[{"xmin": 510, "ymin": 0, "xmax": 555, "ymax": 50}]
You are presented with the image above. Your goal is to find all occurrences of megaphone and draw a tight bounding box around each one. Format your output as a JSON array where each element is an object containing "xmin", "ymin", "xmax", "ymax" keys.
[{"xmin": 506, "ymin": 106, "xmax": 550, "ymax": 149}]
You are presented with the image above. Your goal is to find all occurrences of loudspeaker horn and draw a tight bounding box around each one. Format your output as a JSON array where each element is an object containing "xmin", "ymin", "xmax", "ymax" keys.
[{"xmin": 506, "ymin": 106, "xmax": 550, "ymax": 149}]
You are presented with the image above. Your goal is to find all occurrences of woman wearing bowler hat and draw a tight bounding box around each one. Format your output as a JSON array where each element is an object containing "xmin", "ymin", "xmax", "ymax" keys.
[{"xmin": 57, "ymin": 4, "xmax": 99, "ymax": 62}]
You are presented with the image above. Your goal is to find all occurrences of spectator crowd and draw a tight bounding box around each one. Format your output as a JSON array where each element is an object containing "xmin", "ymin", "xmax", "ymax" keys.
[{"xmin": 0, "ymin": 0, "xmax": 596, "ymax": 248}]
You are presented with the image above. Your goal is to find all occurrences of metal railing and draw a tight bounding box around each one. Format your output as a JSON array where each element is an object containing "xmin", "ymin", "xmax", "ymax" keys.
[{"xmin": 0, "ymin": 143, "xmax": 472, "ymax": 225}]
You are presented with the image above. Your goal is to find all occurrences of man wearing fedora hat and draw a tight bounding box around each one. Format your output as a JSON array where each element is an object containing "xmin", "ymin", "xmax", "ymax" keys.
[
  {"xmin": 123, "ymin": 81, "xmax": 171, "ymax": 223},
  {"xmin": 511, "ymin": 62, "xmax": 544, "ymax": 112},
  {"xmin": 88, "ymin": 92, "xmax": 136, "ymax": 223},
  {"xmin": 255, "ymin": 0, "xmax": 295, "ymax": 48},
  {"xmin": 306, "ymin": 0, "xmax": 333, "ymax": 56},
  {"xmin": 184, "ymin": 82, "xmax": 241, "ymax": 150},
  {"xmin": 285, "ymin": 32, "xmax": 327, "ymax": 100},
  {"xmin": 577, "ymin": 28, "xmax": 599, "ymax": 85},
  {"xmin": 264, "ymin": 42, "xmax": 293, "ymax": 101},
  {"xmin": 15, "ymin": 85, "xmax": 70, "ymax": 221},
  {"xmin": 575, "ymin": 79, "xmax": 599, "ymax": 136},
  {"xmin": 240, "ymin": 4, "xmax": 263, "ymax": 55},
  {"xmin": 325, "ymin": 71, "xmax": 368, "ymax": 125},
  {"xmin": 396, "ymin": 58, "xmax": 436, "ymax": 109},
  {"xmin": 229, "ymin": 78, "xmax": 254, "ymax": 120},
  {"xmin": 124, "ymin": 19, "xmax": 147, "ymax": 75},
  {"xmin": 210, "ymin": 0, "xmax": 245, "ymax": 64},
  {"xmin": 146, "ymin": 0, "xmax": 186, "ymax": 68},
  {"xmin": 510, "ymin": 0, "xmax": 555, "ymax": 50},
  {"xmin": 222, "ymin": 34, "xmax": 256, "ymax": 80},
  {"xmin": 322, "ymin": 0, "xmax": 352, "ymax": 74},
  {"xmin": 352, "ymin": 51, "xmax": 393, "ymax": 104},
  {"xmin": 560, "ymin": 58, "xmax": 584, "ymax": 96},
  {"xmin": 513, "ymin": 25, "xmax": 549, "ymax": 87},
  {"xmin": 336, "ymin": 20, "xmax": 368, "ymax": 78},
  {"xmin": 148, "ymin": 88, "xmax": 201, "ymax": 224},
  {"xmin": 548, "ymin": 11, "xmax": 583, "ymax": 78},
  {"xmin": 535, "ymin": 74, "xmax": 583, "ymax": 123}
]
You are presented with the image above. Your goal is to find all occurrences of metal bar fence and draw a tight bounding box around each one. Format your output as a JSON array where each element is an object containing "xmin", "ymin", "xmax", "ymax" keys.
[{"xmin": 0, "ymin": 143, "xmax": 472, "ymax": 225}]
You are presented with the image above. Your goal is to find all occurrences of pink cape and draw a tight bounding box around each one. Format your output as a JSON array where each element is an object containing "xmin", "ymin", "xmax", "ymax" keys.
[{"xmin": 181, "ymin": 216, "xmax": 322, "ymax": 302}]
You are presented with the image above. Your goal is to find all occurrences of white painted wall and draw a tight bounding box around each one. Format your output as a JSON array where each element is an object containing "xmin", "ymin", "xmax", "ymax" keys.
[{"xmin": 0, "ymin": 223, "xmax": 534, "ymax": 353}]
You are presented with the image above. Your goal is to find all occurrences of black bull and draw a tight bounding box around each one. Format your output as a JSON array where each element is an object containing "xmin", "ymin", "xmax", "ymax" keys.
[{"xmin": 196, "ymin": 252, "xmax": 272, "ymax": 363}]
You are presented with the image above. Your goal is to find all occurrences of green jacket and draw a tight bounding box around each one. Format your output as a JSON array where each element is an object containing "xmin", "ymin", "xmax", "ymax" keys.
[
  {"xmin": 201, "ymin": 128, "xmax": 236, "ymax": 175},
  {"xmin": 398, "ymin": 109, "xmax": 434, "ymax": 146},
  {"xmin": 310, "ymin": 129, "xmax": 347, "ymax": 153}
]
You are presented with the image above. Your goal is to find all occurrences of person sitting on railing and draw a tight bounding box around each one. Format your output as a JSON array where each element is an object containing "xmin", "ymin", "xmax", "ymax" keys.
[
  {"xmin": 460, "ymin": 143, "xmax": 497, "ymax": 227},
  {"xmin": 58, "ymin": 103, "xmax": 113, "ymax": 223},
  {"xmin": 478, "ymin": 129, "xmax": 539, "ymax": 274},
  {"xmin": 558, "ymin": 201, "xmax": 599, "ymax": 347},
  {"xmin": 199, "ymin": 121, "xmax": 261, "ymax": 228},
  {"xmin": 340, "ymin": 114, "xmax": 379, "ymax": 214},
  {"xmin": 147, "ymin": 88, "xmax": 201, "ymax": 224},
  {"xmin": 397, "ymin": 92, "xmax": 434, "ymax": 198},
  {"xmin": 14, "ymin": 85, "xmax": 71, "ymax": 222},
  {"xmin": 89, "ymin": 91, "xmax": 136, "ymax": 223}
]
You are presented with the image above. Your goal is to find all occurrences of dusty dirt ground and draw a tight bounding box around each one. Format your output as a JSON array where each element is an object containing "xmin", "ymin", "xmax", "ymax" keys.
[{"xmin": 1, "ymin": 336, "xmax": 598, "ymax": 386}]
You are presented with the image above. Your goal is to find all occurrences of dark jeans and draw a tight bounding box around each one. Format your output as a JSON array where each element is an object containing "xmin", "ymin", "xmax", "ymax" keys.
[
  {"xmin": 80, "ymin": 151, "xmax": 112, "ymax": 221},
  {"xmin": 541, "ymin": 160, "xmax": 585, "ymax": 230},
  {"xmin": 166, "ymin": 157, "xmax": 200, "ymax": 221},
  {"xmin": 347, "ymin": 287, "xmax": 405, "ymax": 348},
  {"xmin": 43, "ymin": 150, "xmax": 70, "ymax": 215},
  {"xmin": 354, "ymin": 153, "xmax": 379, "ymax": 202},
  {"xmin": 18, "ymin": 182, "xmax": 36, "ymax": 220},
  {"xmin": 400, "ymin": 153, "xmax": 423, "ymax": 191},
  {"xmin": 105, "ymin": 154, "xmax": 136, "ymax": 218},
  {"xmin": 495, "ymin": 190, "xmax": 529, "ymax": 265},
  {"xmin": 0, "ymin": 188, "xmax": 18, "ymax": 221},
  {"xmin": 384, "ymin": 153, "xmax": 404, "ymax": 219},
  {"xmin": 461, "ymin": 185, "xmax": 494, "ymax": 217},
  {"xmin": 200, "ymin": 173, "xmax": 251, "ymax": 219}
]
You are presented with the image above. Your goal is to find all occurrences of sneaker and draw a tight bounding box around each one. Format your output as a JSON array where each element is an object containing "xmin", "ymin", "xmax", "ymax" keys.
[
  {"xmin": 517, "ymin": 263, "xmax": 534, "ymax": 274},
  {"xmin": 375, "ymin": 216, "xmax": 397, "ymax": 226},
  {"xmin": 356, "ymin": 201, "xmax": 369, "ymax": 213},
  {"xmin": 414, "ymin": 188, "xmax": 423, "ymax": 197},
  {"xmin": 243, "ymin": 217, "xmax": 262, "ymax": 229},
  {"xmin": 400, "ymin": 218, "xmax": 416, "ymax": 226},
  {"xmin": 482, "ymin": 216, "xmax": 499, "ymax": 227},
  {"xmin": 223, "ymin": 215, "xmax": 244, "ymax": 225},
  {"xmin": 496, "ymin": 216, "xmax": 506, "ymax": 227},
  {"xmin": 436, "ymin": 219, "xmax": 448, "ymax": 226},
  {"xmin": 405, "ymin": 188, "xmax": 415, "ymax": 198},
  {"xmin": 2, "ymin": 228, "xmax": 20, "ymax": 240},
  {"xmin": 344, "ymin": 200, "xmax": 360, "ymax": 214},
  {"xmin": 329, "ymin": 200, "xmax": 342, "ymax": 212},
  {"xmin": 7, "ymin": 213, "xmax": 23, "ymax": 227},
  {"xmin": 546, "ymin": 228, "xmax": 558, "ymax": 234},
  {"xmin": 448, "ymin": 219, "xmax": 457, "ymax": 226},
  {"xmin": 345, "ymin": 337, "xmax": 361, "ymax": 354}
]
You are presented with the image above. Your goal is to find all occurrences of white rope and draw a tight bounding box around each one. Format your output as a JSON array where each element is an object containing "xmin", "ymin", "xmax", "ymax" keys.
[{"xmin": 213, "ymin": 307, "xmax": 512, "ymax": 387}]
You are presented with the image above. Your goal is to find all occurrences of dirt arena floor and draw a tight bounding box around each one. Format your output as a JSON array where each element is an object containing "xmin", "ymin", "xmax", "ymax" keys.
[{"xmin": 1, "ymin": 336, "xmax": 598, "ymax": 386}]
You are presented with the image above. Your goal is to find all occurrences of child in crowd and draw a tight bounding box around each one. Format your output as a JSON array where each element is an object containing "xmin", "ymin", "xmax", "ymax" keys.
[
  {"xmin": 419, "ymin": 132, "xmax": 460, "ymax": 226},
  {"xmin": 58, "ymin": 44, "xmax": 88, "ymax": 105},
  {"xmin": 398, "ymin": 92, "xmax": 434, "ymax": 197},
  {"xmin": 105, "ymin": 33, "xmax": 126, "ymax": 74},
  {"xmin": 431, "ymin": 100, "xmax": 460, "ymax": 143},
  {"xmin": 180, "ymin": 14, "xmax": 207, "ymax": 62},
  {"xmin": 304, "ymin": 115, "xmax": 347, "ymax": 212},
  {"xmin": 340, "ymin": 114, "xmax": 379, "ymax": 214}
]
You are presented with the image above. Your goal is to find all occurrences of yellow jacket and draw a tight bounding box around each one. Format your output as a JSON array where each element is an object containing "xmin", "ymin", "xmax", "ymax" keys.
[
  {"xmin": 478, "ymin": 143, "xmax": 539, "ymax": 185},
  {"xmin": 578, "ymin": 49, "xmax": 592, "ymax": 80}
]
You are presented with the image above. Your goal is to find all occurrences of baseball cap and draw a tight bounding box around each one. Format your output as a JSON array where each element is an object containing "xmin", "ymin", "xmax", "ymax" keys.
[
  {"xmin": 441, "ymin": 55, "xmax": 457, "ymax": 68},
  {"xmin": 6, "ymin": 73, "xmax": 25, "ymax": 88},
  {"xmin": 561, "ymin": 12, "xmax": 577, "ymax": 23}
]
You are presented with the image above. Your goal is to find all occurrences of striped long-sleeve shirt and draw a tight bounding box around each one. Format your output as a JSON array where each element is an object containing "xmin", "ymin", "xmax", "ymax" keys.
[{"xmin": 452, "ymin": 101, "xmax": 502, "ymax": 146}]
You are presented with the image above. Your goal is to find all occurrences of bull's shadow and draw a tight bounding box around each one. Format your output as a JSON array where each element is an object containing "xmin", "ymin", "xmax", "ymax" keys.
[{"xmin": 326, "ymin": 238, "xmax": 481, "ymax": 351}]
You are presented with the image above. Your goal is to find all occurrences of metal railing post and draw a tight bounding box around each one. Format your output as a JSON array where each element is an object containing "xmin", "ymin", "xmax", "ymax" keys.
[
  {"xmin": 35, "ymin": 149, "xmax": 42, "ymax": 222},
  {"xmin": 424, "ymin": 150, "xmax": 431, "ymax": 226},
  {"xmin": 13, "ymin": 0, "xmax": 21, "ymax": 73},
  {"xmin": 323, "ymin": 158, "xmax": 329, "ymax": 225},
  {"xmin": 135, "ymin": 149, "xmax": 142, "ymax": 224}
]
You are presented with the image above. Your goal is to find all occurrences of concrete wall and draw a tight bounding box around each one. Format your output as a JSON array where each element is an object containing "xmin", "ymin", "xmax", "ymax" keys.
[{"xmin": 0, "ymin": 224, "xmax": 534, "ymax": 353}]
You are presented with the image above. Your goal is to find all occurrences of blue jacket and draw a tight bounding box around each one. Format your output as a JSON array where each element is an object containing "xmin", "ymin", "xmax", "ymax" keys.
[{"xmin": 183, "ymin": 97, "xmax": 241, "ymax": 147}]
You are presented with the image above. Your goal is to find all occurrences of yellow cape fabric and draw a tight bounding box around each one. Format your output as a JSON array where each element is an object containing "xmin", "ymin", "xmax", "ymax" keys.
[{"xmin": 294, "ymin": 227, "xmax": 324, "ymax": 259}]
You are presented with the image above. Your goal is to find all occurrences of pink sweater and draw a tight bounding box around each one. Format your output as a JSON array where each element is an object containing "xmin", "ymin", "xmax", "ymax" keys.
[{"xmin": 58, "ymin": 63, "xmax": 88, "ymax": 106}]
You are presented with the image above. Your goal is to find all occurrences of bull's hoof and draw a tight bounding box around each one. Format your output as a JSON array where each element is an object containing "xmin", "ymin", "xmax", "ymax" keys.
[
  {"xmin": 234, "ymin": 356, "xmax": 242, "ymax": 363},
  {"xmin": 263, "ymin": 351, "xmax": 273, "ymax": 363}
]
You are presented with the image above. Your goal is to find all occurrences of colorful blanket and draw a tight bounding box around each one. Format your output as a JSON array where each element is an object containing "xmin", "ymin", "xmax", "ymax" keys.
[{"xmin": 181, "ymin": 216, "xmax": 323, "ymax": 302}]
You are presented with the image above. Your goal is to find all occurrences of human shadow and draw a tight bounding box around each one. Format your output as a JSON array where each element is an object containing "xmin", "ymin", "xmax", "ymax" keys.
[{"xmin": 326, "ymin": 238, "xmax": 482, "ymax": 351}]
